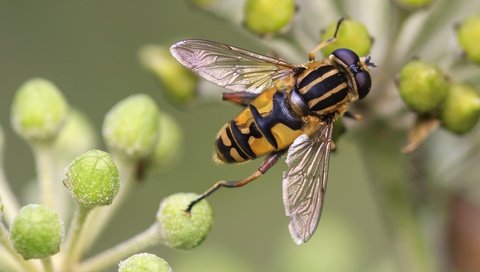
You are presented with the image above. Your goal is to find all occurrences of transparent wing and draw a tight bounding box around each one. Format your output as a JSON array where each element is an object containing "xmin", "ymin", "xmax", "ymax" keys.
[
  {"xmin": 282, "ymin": 121, "xmax": 334, "ymax": 244},
  {"xmin": 170, "ymin": 39, "xmax": 297, "ymax": 93}
]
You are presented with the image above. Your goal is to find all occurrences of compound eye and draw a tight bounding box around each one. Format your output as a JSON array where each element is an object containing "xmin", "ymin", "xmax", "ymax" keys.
[
  {"xmin": 355, "ymin": 71, "xmax": 371, "ymax": 99},
  {"xmin": 332, "ymin": 48, "xmax": 359, "ymax": 67}
]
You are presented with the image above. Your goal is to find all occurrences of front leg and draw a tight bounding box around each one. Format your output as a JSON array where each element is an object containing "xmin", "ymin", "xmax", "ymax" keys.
[{"xmin": 308, "ymin": 17, "xmax": 344, "ymax": 61}]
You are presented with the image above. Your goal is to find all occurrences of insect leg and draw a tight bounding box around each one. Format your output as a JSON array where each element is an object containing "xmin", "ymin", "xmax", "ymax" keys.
[
  {"xmin": 222, "ymin": 92, "xmax": 260, "ymax": 107},
  {"xmin": 308, "ymin": 17, "xmax": 345, "ymax": 61},
  {"xmin": 344, "ymin": 111, "xmax": 362, "ymax": 121},
  {"xmin": 185, "ymin": 150, "xmax": 286, "ymax": 213}
]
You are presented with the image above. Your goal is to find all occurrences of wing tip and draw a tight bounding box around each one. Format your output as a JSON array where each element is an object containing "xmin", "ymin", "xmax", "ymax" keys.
[
  {"xmin": 169, "ymin": 41, "xmax": 195, "ymax": 69},
  {"xmin": 288, "ymin": 223, "xmax": 306, "ymax": 245},
  {"xmin": 169, "ymin": 42, "xmax": 182, "ymax": 61}
]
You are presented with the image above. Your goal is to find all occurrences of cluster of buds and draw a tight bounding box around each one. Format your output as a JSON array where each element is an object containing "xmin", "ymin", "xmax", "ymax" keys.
[
  {"xmin": 1, "ymin": 78, "xmax": 213, "ymax": 271},
  {"xmin": 397, "ymin": 14, "xmax": 480, "ymax": 152},
  {"xmin": 3, "ymin": 0, "xmax": 480, "ymax": 271},
  {"xmin": 399, "ymin": 60, "xmax": 480, "ymax": 136}
]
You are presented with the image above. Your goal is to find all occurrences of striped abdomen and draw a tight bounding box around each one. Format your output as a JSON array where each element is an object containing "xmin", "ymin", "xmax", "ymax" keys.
[
  {"xmin": 215, "ymin": 87, "xmax": 303, "ymax": 163},
  {"xmin": 294, "ymin": 62, "xmax": 351, "ymax": 117}
]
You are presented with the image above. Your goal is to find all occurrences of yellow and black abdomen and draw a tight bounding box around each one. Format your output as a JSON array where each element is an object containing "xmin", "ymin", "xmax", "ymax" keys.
[{"xmin": 215, "ymin": 87, "xmax": 304, "ymax": 163}]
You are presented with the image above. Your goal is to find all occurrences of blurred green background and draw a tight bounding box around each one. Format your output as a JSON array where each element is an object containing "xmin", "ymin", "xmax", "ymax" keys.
[{"xmin": 0, "ymin": 1, "xmax": 389, "ymax": 271}]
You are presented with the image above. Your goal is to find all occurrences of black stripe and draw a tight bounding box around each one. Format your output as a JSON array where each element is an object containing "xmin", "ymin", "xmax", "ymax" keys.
[
  {"xmin": 249, "ymin": 104, "xmax": 278, "ymax": 149},
  {"xmin": 215, "ymin": 136, "xmax": 235, "ymax": 163},
  {"xmin": 302, "ymin": 72, "xmax": 346, "ymax": 102},
  {"xmin": 248, "ymin": 122, "xmax": 262, "ymax": 138},
  {"xmin": 226, "ymin": 125, "xmax": 249, "ymax": 160},
  {"xmin": 229, "ymin": 121, "xmax": 256, "ymax": 158},
  {"xmin": 310, "ymin": 87, "xmax": 349, "ymax": 112},
  {"xmin": 298, "ymin": 65, "xmax": 335, "ymax": 90}
]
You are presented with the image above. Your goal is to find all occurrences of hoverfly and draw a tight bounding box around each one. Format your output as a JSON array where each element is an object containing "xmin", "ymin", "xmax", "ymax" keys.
[{"xmin": 170, "ymin": 18, "xmax": 375, "ymax": 244}]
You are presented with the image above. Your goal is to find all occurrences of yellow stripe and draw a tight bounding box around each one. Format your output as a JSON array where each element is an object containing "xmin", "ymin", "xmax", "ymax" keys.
[
  {"xmin": 315, "ymin": 95, "xmax": 350, "ymax": 116},
  {"xmin": 297, "ymin": 62, "xmax": 328, "ymax": 82},
  {"xmin": 219, "ymin": 130, "xmax": 232, "ymax": 147},
  {"xmin": 229, "ymin": 148, "xmax": 243, "ymax": 161},
  {"xmin": 298, "ymin": 69, "xmax": 339, "ymax": 95},
  {"xmin": 307, "ymin": 82, "xmax": 348, "ymax": 109}
]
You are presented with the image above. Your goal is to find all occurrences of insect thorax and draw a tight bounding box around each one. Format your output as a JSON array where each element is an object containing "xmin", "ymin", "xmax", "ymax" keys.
[{"xmin": 289, "ymin": 62, "xmax": 353, "ymax": 119}]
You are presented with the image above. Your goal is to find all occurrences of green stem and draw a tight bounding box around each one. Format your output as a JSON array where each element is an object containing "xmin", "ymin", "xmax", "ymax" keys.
[
  {"xmin": 32, "ymin": 143, "xmax": 56, "ymax": 210},
  {"xmin": 390, "ymin": 0, "xmax": 468, "ymax": 72},
  {"xmin": 191, "ymin": 0, "xmax": 306, "ymax": 63},
  {"xmin": 40, "ymin": 258, "xmax": 54, "ymax": 272},
  {"xmin": 75, "ymin": 224, "xmax": 162, "ymax": 272},
  {"xmin": 373, "ymin": 3, "xmax": 410, "ymax": 104},
  {"xmin": 0, "ymin": 249, "xmax": 23, "ymax": 272},
  {"xmin": 69, "ymin": 157, "xmax": 136, "ymax": 264},
  {"xmin": 356, "ymin": 119, "xmax": 436, "ymax": 272},
  {"xmin": 61, "ymin": 205, "xmax": 91, "ymax": 271},
  {"xmin": 0, "ymin": 222, "xmax": 40, "ymax": 272},
  {"xmin": 434, "ymin": 133, "xmax": 480, "ymax": 185},
  {"xmin": 0, "ymin": 161, "xmax": 20, "ymax": 226}
]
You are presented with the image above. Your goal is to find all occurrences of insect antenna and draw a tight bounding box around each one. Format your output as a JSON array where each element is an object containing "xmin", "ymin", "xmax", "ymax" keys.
[
  {"xmin": 365, "ymin": 56, "xmax": 377, "ymax": 68},
  {"xmin": 333, "ymin": 17, "xmax": 345, "ymax": 38}
]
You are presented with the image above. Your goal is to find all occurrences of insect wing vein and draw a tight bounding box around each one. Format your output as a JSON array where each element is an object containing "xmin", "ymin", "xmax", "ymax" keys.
[
  {"xmin": 282, "ymin": 122, "xmax": 334, "ymax": 244},
  {"xmin": 170, "ymin": 39, "xmax": 296, "ymax": 93}
]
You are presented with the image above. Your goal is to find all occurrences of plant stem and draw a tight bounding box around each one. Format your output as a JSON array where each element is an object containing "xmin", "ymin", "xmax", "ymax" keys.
[
  {"xmin": 75, "ymin": 224, "xmax": 162, "ymax": 272},
  {"xmin": 356, "ymin": 120, "xmax": 436, "ymax": 272},
  {"xmin": 41, "ymin": 258, "xmax": 54, "ymax": 272},
  {"xmin": 61, "ymin": 205, "xmax": 91, "ymax": 271},
  {"xmin": 434, "ymin": 133, "xmax": 480, "ymax": 184},
  {"xmin": 0, "ymin": 161, "xmax": 20, "ymax": 226},
  {"xmin": 32, "ymin": 143, "xmax": 56, "ymax": 211},
  {"xmin": 0, "ymin": 221, "xmax": 40, "ymax": 272},
  {"xmin": 0, "ymin": 249, "xmax": 23, "ymax": 272},
  {"xmin": 0, "ymin": 130, "xmax": 19, "ymax": 226}
]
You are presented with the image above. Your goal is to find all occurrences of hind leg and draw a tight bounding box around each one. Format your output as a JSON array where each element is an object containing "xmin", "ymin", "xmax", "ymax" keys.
[
  {"xmin": 222, "ymin": 92, "xmax": 260, "ymax": 107},
  {"xmin": 186, "ymin": 150, "xmax": 286, "ymax": 213}
]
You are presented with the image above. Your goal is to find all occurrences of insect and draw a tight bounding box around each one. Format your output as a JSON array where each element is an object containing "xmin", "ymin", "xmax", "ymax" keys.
[{"xmin": 170, "ymin": 18, "xmax": 375, "ymax": 244}]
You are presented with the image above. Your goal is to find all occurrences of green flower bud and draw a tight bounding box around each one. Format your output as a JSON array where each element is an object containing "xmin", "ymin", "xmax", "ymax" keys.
[
  {"xmin": 9, "ymin": 204, "xmax": 63, "ymax": 260},
  {"xmin": 394, "ymin": 0, "xmax": 432, "ymax": 9},
  {"xmin": 151, "ymin": 113, "xmax": 183, "ymax": 172},
  {"xmin": 55, "ymin": 109, "xmax": 98, "ymax": 161},
  {"xmin": 140, "ymin": 45, "xmax": 198, "ymax": 106},
  {"xmin": 64, "ymin": 150, "xmax": 119, "ymax": 208},
  {"xmin": 456, "ymin": 16, "xmax": 480, "ymax": 64},
  {"xmin": 103, "ymin": 94, "xmax": 159, "ymax": 160},
  {"xmin": 440, "ymin": 84, "xmax": 480, "ymax": 134},
  {"xmin": 156, "ymin": 193, "xmax": 213, "ymax": 250},
  {"xmin": 321, "ymin": 19, "xmax": 372, "ymax": 57},
  {"xmin": 118, "ymin": 253, "xmax": 172, "ymax": 272},
  {"xmin": 398, "ymin": 60, "xmax": 449, "ymax": 113},
  {"xmin": 11, "ymin": 78, "xmax": 68, "ymax": 143},
  {"xmin": 244, "ymin": 0, "xmax": 295, "ymax": 34}
]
